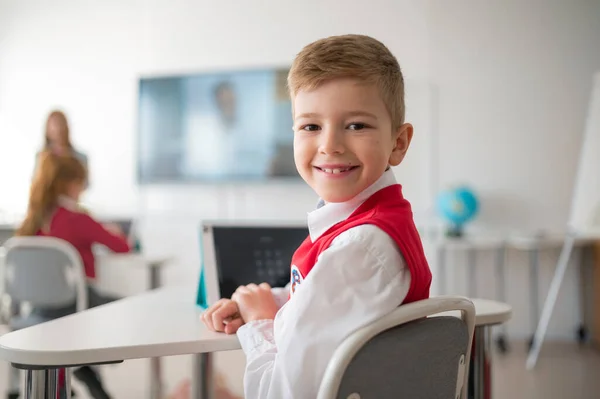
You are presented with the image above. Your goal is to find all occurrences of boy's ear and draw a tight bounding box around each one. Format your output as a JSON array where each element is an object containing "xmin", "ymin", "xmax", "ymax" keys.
[{"xmin": 389, "ymin": 123, "xmax": 413, "ymax": 166}]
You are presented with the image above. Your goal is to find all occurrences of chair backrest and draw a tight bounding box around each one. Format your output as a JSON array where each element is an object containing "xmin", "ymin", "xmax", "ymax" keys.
[
  {"xmin": 0, "ymin": 236, "xmax": 87, "ymax": 311},
  {"xmin": 318, "ymin": 296, "xmax": 476, "ymax": 399}
]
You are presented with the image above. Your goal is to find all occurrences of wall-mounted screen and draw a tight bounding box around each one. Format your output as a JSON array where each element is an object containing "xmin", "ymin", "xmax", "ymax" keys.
[{"xmin": 137, "ymin": 67, "xmax": 299, "ymax": 183}]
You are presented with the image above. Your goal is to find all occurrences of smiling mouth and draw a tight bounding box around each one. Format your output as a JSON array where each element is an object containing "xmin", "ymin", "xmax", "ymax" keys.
[{"xmin": 314, "ymin": 166, "xmax": 360, "ymax": 174}]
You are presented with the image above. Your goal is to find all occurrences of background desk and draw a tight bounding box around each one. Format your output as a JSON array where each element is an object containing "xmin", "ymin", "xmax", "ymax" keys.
[
  {"xmin": 0, "ymin": 286, "xmax": 511, "ymax": 399},
  {"xmin": 94, "ymin": 252, "xmax": 172, "ymax": 399},
  {"xmin": 428, "ymin": 236, "xmax": 510, "ymax": 353},
  {"xmin": 96, "ymin": 253, "xmax": 171, "ymax": 291},
  {"xmin": 506, "ymin": 235, "xmax": 595, "ymax": 349}
]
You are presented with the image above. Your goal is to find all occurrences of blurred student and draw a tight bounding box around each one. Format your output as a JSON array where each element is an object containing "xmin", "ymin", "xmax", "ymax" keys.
[
  {"xmin": 35, "ymin": 110, "xmax": 89, "ymax": 186},
  {"xmin": 16, "ymin": 151, "xmax": 131, "ymax": 399}
]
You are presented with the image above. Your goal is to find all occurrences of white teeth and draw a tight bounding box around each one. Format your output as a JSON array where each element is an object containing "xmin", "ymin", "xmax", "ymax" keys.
[{"xmin": 322, "ymin": 167, "xmax": 350, "ymax": 174}]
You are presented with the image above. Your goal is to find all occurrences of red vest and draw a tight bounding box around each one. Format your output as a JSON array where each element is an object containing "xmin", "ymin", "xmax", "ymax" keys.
[{"xmin": 290, "ymin": 184, "xmax": 432, "ymax": 304}]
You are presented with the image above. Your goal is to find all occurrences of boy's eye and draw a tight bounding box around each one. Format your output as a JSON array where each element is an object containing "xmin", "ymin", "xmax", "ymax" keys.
[
  {"xmin": 302, "ymin": 124, "xmax": 320, "ymax": 131},
  {"xmin": 348, "ymin": 123, "xmax": 367, "ymax": 130}
]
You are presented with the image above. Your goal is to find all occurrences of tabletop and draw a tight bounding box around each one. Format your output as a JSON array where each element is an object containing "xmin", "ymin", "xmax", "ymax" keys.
[
  {"xmin": 0, "ymin": 285, "xmax": 238, "ymax": 367},
  {"xmin": 0, "ymin": 288, "xmax": 511, "ymax": 367}
]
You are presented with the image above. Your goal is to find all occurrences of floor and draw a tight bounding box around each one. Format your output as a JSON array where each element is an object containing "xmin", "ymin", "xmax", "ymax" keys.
[{"xmin": 0, "ymin": 333, "xmax": 599, "ymax": 398}]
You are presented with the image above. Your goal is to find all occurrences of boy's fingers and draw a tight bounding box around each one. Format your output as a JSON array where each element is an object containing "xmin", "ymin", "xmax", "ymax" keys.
[
  {"xmin": 259, "ymin": 282, "xmax": 271, "ymax": 290},
  {"xmin": 246, "ymin": 283, "xmax": 258, "ymax": 291},
  {"xmin": 234, "ymin": 285, "xmax": 250, "ymax": 295},
  {"xmin": 224, "ymin": 318, "xmax": 244, "ymax": 334},
  {"xmin": 212, "ymin": 302, "xmax": 238, "ymax": 328},
  {"xmin": 201, "ymin": 301, "xmax": 226, "ymax": 330}
]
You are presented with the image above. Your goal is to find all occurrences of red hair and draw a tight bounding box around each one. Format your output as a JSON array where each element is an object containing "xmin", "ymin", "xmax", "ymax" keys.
[{"xmin": 17, "ymin": 151, "xmax": 87, "ymax": 236}]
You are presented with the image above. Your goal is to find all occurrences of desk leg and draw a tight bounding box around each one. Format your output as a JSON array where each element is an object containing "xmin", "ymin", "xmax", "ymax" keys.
[
  {"xmin": 468, "ymin": 249, "xmax": 477, "ymax": 298},
  {"xmin": 65, "ymin": 368, "xmax": 72, "ymax": 399},
  {"xmin": 150, "ymin": 358, "xmax": 163, "ymax": 399},
  {"xmin": 149, "ymin": 264, "xmax": 164, "ymax": 399},
  {"xmin": 23, "ymin": 368, "xmax": 59, "ymax": 399},
  {"xmin": 150, "ymin": 264, "xmax": 161, "ymax": 290},
  {"xmin": 494, "ymin": 246, "xmax": 509, "ymax": 353},
  {"xmin": 438, "ymin": 246, "xmax": 447, "ymax": 295},
  {"xmin": 469, "ymin": 326, "xmax": 492, "ymax": 399},
  {"xmin": 528, "ymin": 248, "xmax": 540, "ymax": 351},
  {"xmin": 192, "ymin": 353, "xmax": 215, "ymax": 399}
]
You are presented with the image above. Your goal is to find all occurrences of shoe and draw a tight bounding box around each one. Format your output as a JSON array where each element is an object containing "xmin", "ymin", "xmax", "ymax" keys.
[
  {"xmin": 73, "ymin": 366, "xmax": 111, "ymax": 399},
  {"xmin": 7, "ymin": 392, "xmax": 19, "ymax": 399}
]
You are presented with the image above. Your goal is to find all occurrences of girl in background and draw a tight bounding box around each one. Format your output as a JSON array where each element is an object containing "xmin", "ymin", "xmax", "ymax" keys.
[
  {"xmin": 35, "ymin": 110, "xmax": 89, "ymax": 187},
  {"xmin": 17, "ymin": 151, "xmax": 131, "ymax": 399}
]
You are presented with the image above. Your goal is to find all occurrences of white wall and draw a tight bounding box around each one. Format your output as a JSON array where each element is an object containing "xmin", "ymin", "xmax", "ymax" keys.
[{"xmin": 1, "ymin": 0, "xmax": 599, "ymax": 341}]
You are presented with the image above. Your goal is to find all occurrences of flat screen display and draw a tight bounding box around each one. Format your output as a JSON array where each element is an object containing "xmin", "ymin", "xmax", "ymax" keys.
[{"xmin": 137, "ymin": 67, "xmax": 299, "ymax": 183}]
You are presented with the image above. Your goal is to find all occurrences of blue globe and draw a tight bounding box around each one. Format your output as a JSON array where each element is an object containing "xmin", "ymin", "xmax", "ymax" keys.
[{"xmin": 436, "ymin": 186, "xmax": 479, "ymax": 236}]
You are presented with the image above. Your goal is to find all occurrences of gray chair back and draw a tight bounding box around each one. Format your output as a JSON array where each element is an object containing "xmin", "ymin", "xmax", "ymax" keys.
[
  {"xmin": 318, "ymin": 297, "xmax": 475, "ymax": 399},
  {"xmin": 0, "ymin": 236, "xmax": 87, "ymax": 311}
]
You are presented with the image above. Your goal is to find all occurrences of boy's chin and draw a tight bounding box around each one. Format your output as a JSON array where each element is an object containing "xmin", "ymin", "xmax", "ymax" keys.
[{"xmin": 317, "ymin": 189, "xmax": 359, "ymax": 204}]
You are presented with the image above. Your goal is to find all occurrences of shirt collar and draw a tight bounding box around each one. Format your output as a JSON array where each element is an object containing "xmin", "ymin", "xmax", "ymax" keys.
[
  {"xmin": 307, "ymin": 168, "xmax": 397, "ymax": 242},
  {"xmin": 57, "ymin": 195, "xmax": 78, "ymax": 211}
]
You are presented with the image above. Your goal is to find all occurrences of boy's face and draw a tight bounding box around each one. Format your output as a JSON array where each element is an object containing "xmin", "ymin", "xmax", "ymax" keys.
[{"xmin": 293, "ymin": 78, "xmax": 413, "ymax": 203}]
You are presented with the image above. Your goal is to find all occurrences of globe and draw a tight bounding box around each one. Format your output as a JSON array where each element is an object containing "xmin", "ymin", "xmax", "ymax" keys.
[{"xmin": 436, "ymin": 186, "xmax": 479, "ymax": 237}]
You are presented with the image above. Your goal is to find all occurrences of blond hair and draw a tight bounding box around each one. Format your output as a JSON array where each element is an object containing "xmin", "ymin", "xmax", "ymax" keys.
[
  {"xmin": 17, "ymin": 151, "xmax": 87, "ymax": 236},
  {"xmin": 288, "ymin": 34, "xmax": 405, "ymax": 129}
]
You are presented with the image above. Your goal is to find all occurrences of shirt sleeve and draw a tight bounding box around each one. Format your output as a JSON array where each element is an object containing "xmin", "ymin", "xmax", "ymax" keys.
[
  {"xmin": 271, "ymin": 283, "xmax": 291, "ymax": 309},
  {"xmin": 78, "ymin": 214, "xmax": 131, "ymax": 253},
  {"xmin": 236, "ymin": 225, "xmax": 411, "ymax": 399}
]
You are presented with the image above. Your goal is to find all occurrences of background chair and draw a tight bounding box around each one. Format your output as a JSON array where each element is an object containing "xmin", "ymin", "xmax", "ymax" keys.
[
  {"xmin": 317, "ymin": 296, "xmax": 475, "ymax": 399},
  {"xmin": 0, "ymin": 236, "xmax": 88, "ymax": 399}
]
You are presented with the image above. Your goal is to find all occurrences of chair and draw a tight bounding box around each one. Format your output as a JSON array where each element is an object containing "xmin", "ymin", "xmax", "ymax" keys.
[
  {"xmin": 0, "ymin": 236, "xmax": 88, "ymax": 399},
  {"xmin": 317, "ymin": 296, "xmax": 476, "ymax": 399}
]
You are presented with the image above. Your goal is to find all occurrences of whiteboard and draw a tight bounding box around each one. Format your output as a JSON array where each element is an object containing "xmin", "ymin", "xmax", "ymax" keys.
[{"xmin": 568, "ymin": 71, "xmax": 600, "ymax": 236}]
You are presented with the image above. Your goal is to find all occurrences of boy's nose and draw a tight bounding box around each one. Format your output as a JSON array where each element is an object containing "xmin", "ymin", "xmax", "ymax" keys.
[{"xmin": 318, "ymin": 128, "xmax": 345, "ymax": 155}]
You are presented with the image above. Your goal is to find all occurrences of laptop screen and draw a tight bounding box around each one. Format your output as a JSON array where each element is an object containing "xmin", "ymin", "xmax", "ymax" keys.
[{"xmin": 211, "ymin": 226, "xmax": 308, "ymax": 299}]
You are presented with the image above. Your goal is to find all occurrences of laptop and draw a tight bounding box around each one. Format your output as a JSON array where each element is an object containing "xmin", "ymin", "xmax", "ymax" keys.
[{"xmin": 197, "ymin": 221, "xmax": 309, "ymax": 308}]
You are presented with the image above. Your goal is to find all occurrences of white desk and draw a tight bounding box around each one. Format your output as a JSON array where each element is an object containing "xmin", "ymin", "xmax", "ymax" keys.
[
  {"xmin": 427, "ymin": 236, "xmax": 510, "ymax": 354},
  {"xmin": 428, "ymin": 236, "xmax": 506, "ymax": 298},
  {"xmin": 95, "ymin": 252, "xmax": 172, "ymax": 399},
  {"xmin": 97, "ymin": 253, "xmax": 172, "ymax": 290},
  {"xmin": 506, "ymin": 234, "xmax": 593, "ymax": 350},
  {"xmin": 0, "ymin": 287, "xmax": 511, "ymax": 399}
]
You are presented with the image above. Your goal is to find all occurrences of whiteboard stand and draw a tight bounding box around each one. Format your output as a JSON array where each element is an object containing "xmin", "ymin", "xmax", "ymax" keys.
[{"xmin": 527, "ymin": 71, "xmax": 600, "ymax": 369}]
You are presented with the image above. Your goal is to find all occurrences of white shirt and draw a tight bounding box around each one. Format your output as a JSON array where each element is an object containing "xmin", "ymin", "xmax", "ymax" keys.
[{"xmin": 236, "ymin": 169, "xmax": 412, "ymax": 399}]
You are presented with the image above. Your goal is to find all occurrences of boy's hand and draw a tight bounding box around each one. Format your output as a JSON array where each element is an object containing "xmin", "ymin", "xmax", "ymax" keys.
[
  {"xmin": 232, "ymin": 283, "xmax": 279, "ymax": 323},
  {"xmin": 201, "ymin": 299, "xmax": 244, "ymax": 334}
]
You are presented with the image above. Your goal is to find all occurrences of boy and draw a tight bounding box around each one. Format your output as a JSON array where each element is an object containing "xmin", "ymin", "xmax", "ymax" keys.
[{"xmin": 201, "ymin": 34, "xmax": 432, "ymax": 398}]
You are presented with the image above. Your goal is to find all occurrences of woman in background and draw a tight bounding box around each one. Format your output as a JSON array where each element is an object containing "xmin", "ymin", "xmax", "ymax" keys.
[
  {"xmin": 17, "ymin": 151, "xmax": 130, "ymax": 399},
  {"xmin": 35, "ymin": 110, "xmax": 89, "ymax": 186}
]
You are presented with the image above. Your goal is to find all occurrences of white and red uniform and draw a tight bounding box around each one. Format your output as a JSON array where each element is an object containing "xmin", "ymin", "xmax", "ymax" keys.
[{"xmin": 236, "ymin": 169, "xmax": 432, "ymax": 398}]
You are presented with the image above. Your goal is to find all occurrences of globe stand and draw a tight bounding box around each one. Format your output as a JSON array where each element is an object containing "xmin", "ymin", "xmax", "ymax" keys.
[{"xmin": 445, "ymin": 224, "xmax": 464, "ymax": 238}]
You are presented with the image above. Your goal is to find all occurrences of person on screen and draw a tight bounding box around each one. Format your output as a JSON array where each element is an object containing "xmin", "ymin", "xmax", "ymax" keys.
[
  {"xmin": 181, "ymin": 80, "xmax": 239, "ymax": 179},
  {"xmin": 214, "ymin": 81, "xmax": 237, "ymax": 128},
  {"xmin": 181, "ymin": 79, "xmax": 273, "ymax": 180}
]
